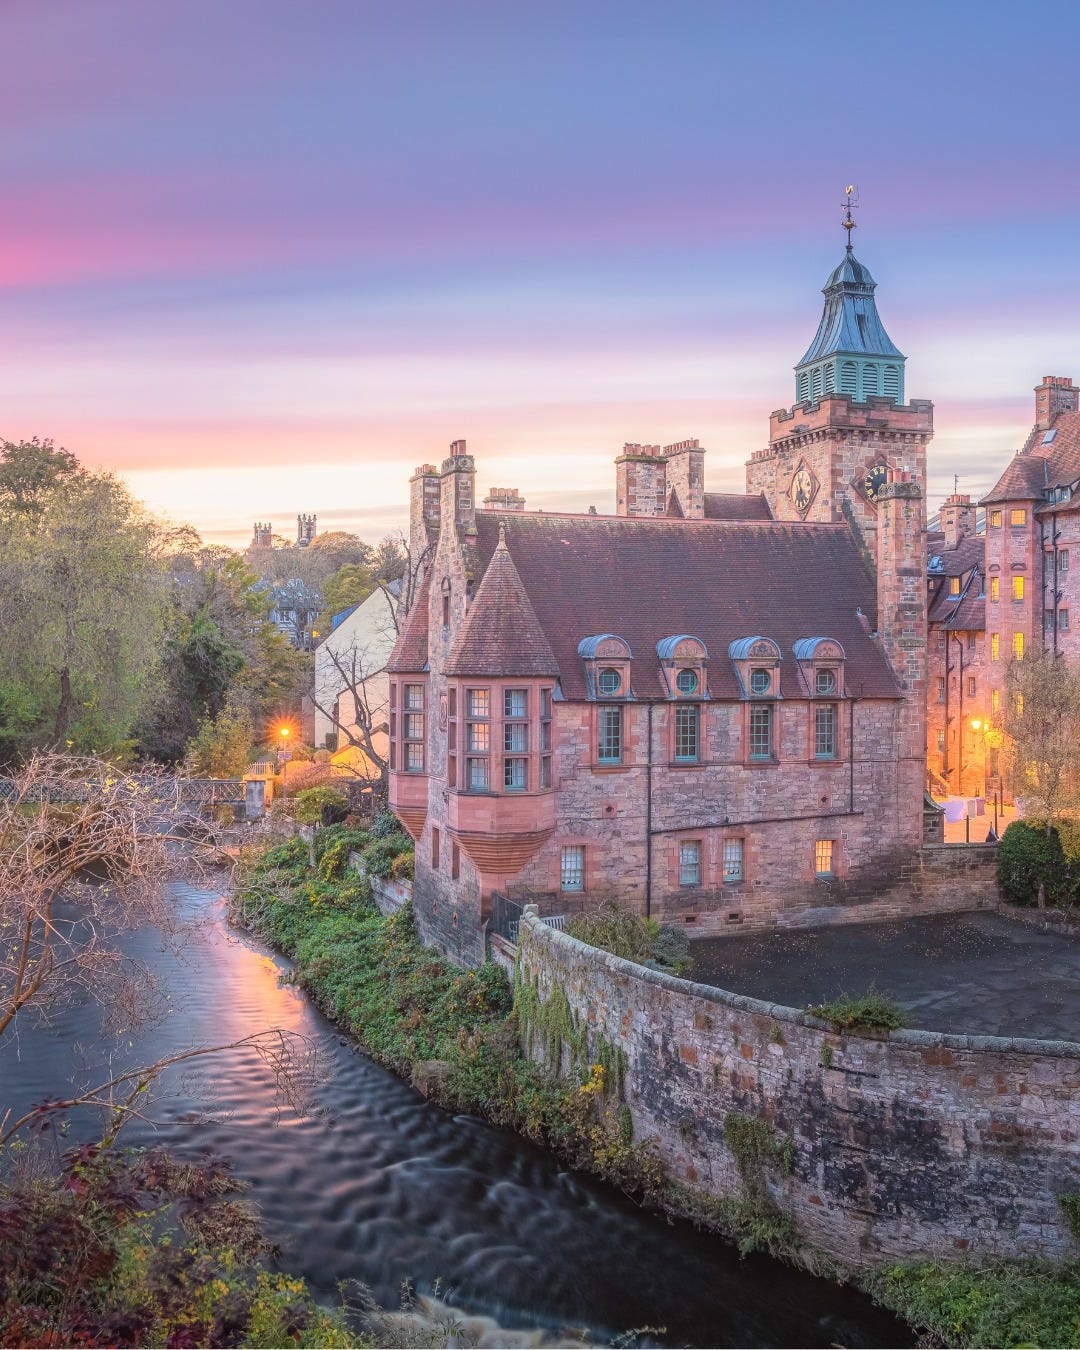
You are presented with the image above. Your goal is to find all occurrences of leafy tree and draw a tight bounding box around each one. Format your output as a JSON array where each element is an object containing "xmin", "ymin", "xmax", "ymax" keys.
[
  {"xmin": 186, "ymin": 704, "xmax": 255, "ymax": 777},
  {"xmin": 1003, "ymin": 652, "xmax": 1080, "ymax": 903},
  {"xmin": 317, "ymin": 561, "xmax": 375, "ymax": 630},
  {"xmin": 0, "ymin": 437, "xmax": 79, "ymax": 519},
  {"xmin": 0, "ymin": 462, "xmax": 165, "ymax": 753}
]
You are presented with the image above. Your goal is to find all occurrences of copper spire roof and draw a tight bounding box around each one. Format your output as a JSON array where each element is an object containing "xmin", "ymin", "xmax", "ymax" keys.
[{"xmin": 444, "ymin": 527, "xmax": 560, "ymax": 677}]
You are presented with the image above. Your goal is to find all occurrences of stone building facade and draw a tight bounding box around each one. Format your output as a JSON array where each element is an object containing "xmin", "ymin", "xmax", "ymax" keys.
[{"xmin": 387, "ymin": 243, "xmax": 935, "ymax": 965}]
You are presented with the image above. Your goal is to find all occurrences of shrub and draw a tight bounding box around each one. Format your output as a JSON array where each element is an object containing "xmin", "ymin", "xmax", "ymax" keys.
[
  {"xmin": 294, "ymin": 786, "xmax": 349, "ymax": 824},
  {"xmin": 369, "ymin": 810, "xmax": 403, "ymax": 839},
  {"xmin": 650, "ymin": 924, "xmax": 692, "ymax": 974},
  {"xmin": 0, "ymin": 1146, "xmax": 352, "ymax": 1348},
  {"xmin": 998, "ymin": 820, "xmax": 1076, "ymax": 908},
  {"xmin": 390, "ymin": 851, "xmax": 414, "ymax": 881},
  {"xmin": 359, "ymin": 833, "xmax": 413, "ymax": 879},
  {"xmin": 808, "ymin": 985, "xmax": 906, "ymax": 1032},
  {"xmin": 567, "ymin": 902, "xmax": 659, "ymax": 963}
]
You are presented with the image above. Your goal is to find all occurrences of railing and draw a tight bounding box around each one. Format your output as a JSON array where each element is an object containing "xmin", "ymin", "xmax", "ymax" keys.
[{"xmin": 489, "ymin": 892, "xmax": 566, "ymax": 945}]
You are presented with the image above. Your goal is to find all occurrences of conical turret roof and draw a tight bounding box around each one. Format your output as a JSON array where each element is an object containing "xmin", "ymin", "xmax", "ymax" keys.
[{"xmin": 445, "ymin": 528, "xmax": 559, "ymax": 677}]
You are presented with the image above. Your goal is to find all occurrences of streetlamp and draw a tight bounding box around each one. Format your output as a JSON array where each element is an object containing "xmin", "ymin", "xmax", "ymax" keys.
[{"xmin": 279, "ymin": 726, "xmax": 291, "ymax": 780}]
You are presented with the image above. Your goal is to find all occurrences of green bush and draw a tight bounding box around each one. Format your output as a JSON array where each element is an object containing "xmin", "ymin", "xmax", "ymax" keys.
[
  {"xmin": 389, "ymin": 851, "xmax": 414, "ymax": 881},
  {"xmin": 567, "ymin": 902, "xmax": 659, "ymax": 963},
  {"xmin": 359, "ymin": 832, "xmax": 413, "ymax": 879},
  {"xmin": 998, "ymin": 820, "xmax": 1076, "ymax": 907},
  {"xmin": 294, "ymin": 786, "xmax": 349, "ymax": 824},
  {"xmin": 864, "ymin": 1259, "xmax": 1080, "ymax": 1349},
  {"xmin": 650, "ymin": 924, "xmax": 693, "ymax": 974},
  {"xmin": 808, "ymin": 985, "xmax": 906, "ymax": 1032}
]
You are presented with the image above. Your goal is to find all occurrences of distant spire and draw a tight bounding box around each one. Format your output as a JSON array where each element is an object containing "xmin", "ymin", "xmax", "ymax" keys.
[
  {"xmin": 842, "ymin": 184, "xmax": 859, "ymax": 253},
  {"xmin": 498, "ymin": 522, "xmax": 507, "ymax": 549}
]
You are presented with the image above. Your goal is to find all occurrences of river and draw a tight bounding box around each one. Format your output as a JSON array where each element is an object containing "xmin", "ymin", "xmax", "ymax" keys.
[{"xmin": 0, "ymin": 880, "xmax": 907, "ymax": 1348}]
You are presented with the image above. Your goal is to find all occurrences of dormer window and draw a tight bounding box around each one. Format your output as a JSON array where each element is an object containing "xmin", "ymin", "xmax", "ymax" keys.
[
  {"xmin": 656, "ymin": 635, "xmax": 708, "ymax": 700},
  {"xmin": 749, "ymin": 669, "xmax": 771, "ymax": 695},
  {"xmin": 792, "ymin": 638, "xmax": 847, "ymax": 700},
  {"xmin": 578, "ymin": 634, "xmax": 632, "ymax": 700},
  {"xmin": 728, "ymin": 637, "xmax": 782, "ymax": 698}
]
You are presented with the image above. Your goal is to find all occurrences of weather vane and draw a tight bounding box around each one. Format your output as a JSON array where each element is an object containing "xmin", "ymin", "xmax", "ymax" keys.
[{"xmin": 842, "ymin": 184, "xmax": 859, "ymax": 251}]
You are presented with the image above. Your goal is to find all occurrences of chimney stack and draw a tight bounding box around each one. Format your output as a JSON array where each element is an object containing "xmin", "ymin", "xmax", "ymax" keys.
[{"xmin": 1035, "ymin": 375, "xmax": 1078, "ymax": 431}]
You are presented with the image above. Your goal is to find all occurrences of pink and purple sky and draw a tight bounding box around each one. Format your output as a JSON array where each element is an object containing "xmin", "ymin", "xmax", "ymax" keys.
[{"xmin": 3, "ymin": 0, "xmax": 1080, "ymax": 545}]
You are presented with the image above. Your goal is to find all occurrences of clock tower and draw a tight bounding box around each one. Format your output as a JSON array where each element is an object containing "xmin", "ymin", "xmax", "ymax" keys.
[{"xmin": 746, "ymin": 207, "xmax": 933, "ymax": 563}]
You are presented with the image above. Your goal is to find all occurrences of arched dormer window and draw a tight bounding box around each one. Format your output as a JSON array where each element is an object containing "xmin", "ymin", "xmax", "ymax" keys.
[
  {"xmin": 656, "ymin": 635, "xmax": 709, "ymax": 700},
  {"xmin": 791, "ymin": 637, "xmax": 847, "ymax": 698},
  {"xmin": 578, "ymin": 634, "xmax": 633, "ymax": 700},
  {"xmin": 728, "ymin": 637, "xmax": 782, "ymax": 699}
]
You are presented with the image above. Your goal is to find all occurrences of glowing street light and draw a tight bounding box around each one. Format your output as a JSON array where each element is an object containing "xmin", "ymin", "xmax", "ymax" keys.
[{"xmin": 279, "ymin": 726, "xmax": 291, "ymax": 778}]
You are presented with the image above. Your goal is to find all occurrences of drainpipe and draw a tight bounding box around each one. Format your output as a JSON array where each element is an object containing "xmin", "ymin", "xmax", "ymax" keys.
[
  {"xmin": 645, "ymin": 702, "xmax": 654, "ymax": 919},
  {"xmin": 848, "ymin": 694, "xmax": 856, "ymax": 814},
  {"xmin": 942, "ymin": 630, "xmax": 952, "ymax": 780}
]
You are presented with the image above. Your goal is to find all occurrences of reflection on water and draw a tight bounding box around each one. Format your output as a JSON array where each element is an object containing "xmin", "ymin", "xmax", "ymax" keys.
[{"xmin": 0, "ymin": 881, "xmax": 907, "ymax": 1349}]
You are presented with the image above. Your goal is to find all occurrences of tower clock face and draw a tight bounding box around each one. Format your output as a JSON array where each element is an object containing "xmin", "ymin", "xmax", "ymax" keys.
[
  {"xmin": 789, "ymin": 466, "xmax": 815, "ymax": 514},
  {"xmin": 862, "ymin": 462, "xmax": 889, "ymax": 504}
]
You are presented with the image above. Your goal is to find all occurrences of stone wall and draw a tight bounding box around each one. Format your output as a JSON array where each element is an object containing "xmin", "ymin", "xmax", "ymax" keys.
[
  {"xmin": 347, "ymin": 851, "xmax": 412, "ymax": 917},
  {"xmin": 518, "ymin": 910, "xmax": 1080, "ymax": 1267}
]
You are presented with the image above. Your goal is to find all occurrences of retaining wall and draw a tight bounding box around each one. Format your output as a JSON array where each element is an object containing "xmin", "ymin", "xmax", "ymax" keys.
[
  {"xmin": 347, "ymin": 851, "xmax": 412, "ymax": 916},
  {"xmin": 518, "ymin": 911, "xmax": 1080, "ymax": 1267}
]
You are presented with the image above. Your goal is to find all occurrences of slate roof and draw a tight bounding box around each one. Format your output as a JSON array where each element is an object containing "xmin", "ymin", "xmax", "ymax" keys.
[
  {"xmin": 703, "ymin": 492, "xmax": 773, "ymax": 521},
  {"xmin": 797, "ymin": 249, "xmax": 905, "ymax": 366},
  {"xmin": 386, "ymin": 575, "xmax": 430, "ymax": 673},
  {"xmin": 444, "ymin": 530, "xmax": 560, "ymax": 678},
  {"xmin": 982, "ymin": 410, "xmax": 1080, "ymax": 506},
  {"xmin": 406, "ymin": 512, "xmax": 899, "ymax": 700}
]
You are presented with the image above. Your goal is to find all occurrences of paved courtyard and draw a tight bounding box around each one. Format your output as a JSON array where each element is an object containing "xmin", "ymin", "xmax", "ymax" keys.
[{"xmin": 688, "ymin": 911, "xmax": 1080, "ymax": 1041}]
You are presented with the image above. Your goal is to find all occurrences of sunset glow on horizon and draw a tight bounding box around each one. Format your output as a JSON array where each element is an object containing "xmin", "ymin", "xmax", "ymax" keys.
[{"xmin": 3, "ymin": 0, "xmax": 1079, "ymax": 546}]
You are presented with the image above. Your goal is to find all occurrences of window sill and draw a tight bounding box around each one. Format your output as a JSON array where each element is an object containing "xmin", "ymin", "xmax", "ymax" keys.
[
  {"xmin": 745, "ymin": 759, "xmax": 779, "ymax": 769},
  {"xmin": 593, "ymin": 762, "xmax": 631, "ymax": 773},
  {"xmin": 670, "ymin": 760, "xmax": 707, "ymax": 770}
]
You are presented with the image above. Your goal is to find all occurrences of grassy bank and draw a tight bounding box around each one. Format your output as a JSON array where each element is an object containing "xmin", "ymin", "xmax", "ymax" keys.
[{"xmin": 233, "ymin": 829, "xmax": 1080, "ymax": 1349}]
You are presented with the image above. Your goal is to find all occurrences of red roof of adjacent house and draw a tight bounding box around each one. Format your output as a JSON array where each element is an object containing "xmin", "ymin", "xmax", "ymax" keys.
[
  {"xmin": 983, "ymin": 411, "xmax": 1080, "ymax": 506},
  {"xmin": 402, "ymin": 511, "xmax": 899, "ymax": 700},
  {"xmin": 386, "ymin": 575, "xmax": 430, "ymax": 673},
  {"xmin": 703, "ymin": 491, "xmax": 773, "ymax": 521},
  {"xmin": 445, "ymin": 529, "xmax": 560, "ymax": 677}
]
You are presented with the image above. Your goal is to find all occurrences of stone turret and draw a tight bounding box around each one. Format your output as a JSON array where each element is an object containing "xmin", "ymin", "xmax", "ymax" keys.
[
  {"xmin": 296, "ymin": 513, "xmax": 316, "ymax": 547},
  {"xmin": 251, "ymin": 521, "xmax": 272, "ymax": 548}
]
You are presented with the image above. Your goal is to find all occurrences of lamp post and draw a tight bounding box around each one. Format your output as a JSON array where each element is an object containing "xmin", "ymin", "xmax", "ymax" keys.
[{"xmin": 279, "ymin": 726, "xmax": 291, "ymax": 782}]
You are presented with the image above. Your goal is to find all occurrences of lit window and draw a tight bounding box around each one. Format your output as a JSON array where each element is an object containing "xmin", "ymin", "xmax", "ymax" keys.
[
  {"xmin": 467, "ymin": 722, "xmax": 489, "ymax": 752},
  {"xmin": 1059, "ymin": 549, "xmax": 1070, "ymax": 573},
  {"xmin": 990, "ymin": 577, "xmax": 1000, "ymax": 602},
  {"xmin": 597, "ymin": 668, "xmax": 621, "ymax": 696},
  {"xmin": 467, "ymin": 688, "xmax": 489, "ymax": 718},
  {"xmin": 676, "ymin": 669, "xmax": 699, "ymax": 694},
  {"xmin": 991, "ymin": 689, "xmax": 1000, "ymax": 713},
  {"xmin": 722, "ymin": 839, "xmax": 744, "ymax": 883},
  {"xmin": 1013, "ymin": 632, "xmax": 1025, "ymax": 660},
  {"xmin": 749, "ymin": 704, "xmax": 772, "ymax": 759},
  {"xmin": 561, "ymin": 846, "xmax": 585, "ymax": 891},
  {"xmin": 949, "ymin": 576, "xmax": 961, "ymax": 596},
  {"xmin": 504, "ymin": 688, "xmax": 527, "ymax": 718},
  {"xmin": 815, "ymin": 704, "xmax": 837, "ymax": 759},
  {"xmin": 1014, "ymin": 692, "xmax": 1024, "ymax": 716},
  {"xmin": 598, "ymin": 706, "xmax": 622, "ymax": 763},
  {"xmin": 1010, "ymin": 509, "xmax": 1027, "ymax": 527},
  {"xmin": 503, "ymin": 757, "xmax": 527, "ymax": 790},
  {"xmin": 1012, "ymin": 576, "xmax": 1025, "ymax": 601},
  {"xmin": 814, "ymin": 840, "xmax": 834, "ymax": 877},
  {"xmin": 749, "ymin": 669, "xmax": 771, "ymax": 694},
  {"xmin": 990, "ymin": 510, "xmax": 1002, "ymax": 528},
  {"xmin": 815, "ymin": 669, "xmax": 836, "ymax": 695},
  {"xmin": 466, "ymin": 757, "xmax": 489, "ymax": 790},
  {"xmin": 404, "ymin": 684, "xmax": 424, "ymax": 710},
  {"xmin": 679, "ymin": 841, "xmax": 701, "ymax": 887},
  {"xmin": 991, "ymin": 634, "xmax": 1000, "ymax": 661},
  {"xmin": 675, "ymin": 705, "xmax": 700, "ymax": 761}
]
